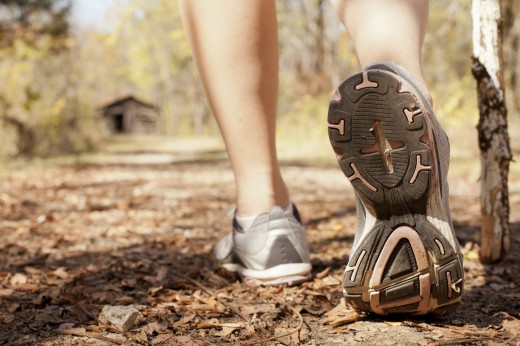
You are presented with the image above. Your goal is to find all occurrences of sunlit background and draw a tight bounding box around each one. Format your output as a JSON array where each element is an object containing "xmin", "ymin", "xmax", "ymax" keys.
[
  {"xmin": 0, "ymin": 3, "xmax": 519, "ymax": 343},
  {"xmin": 0, "ymin": 0, "xmax": 518, "ymax": 170}
]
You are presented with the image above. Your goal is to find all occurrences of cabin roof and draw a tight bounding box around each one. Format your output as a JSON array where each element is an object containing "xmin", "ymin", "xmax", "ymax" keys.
[{"xmin": 99, "ymin": 95, "xmax": 157, "ymax": 111}]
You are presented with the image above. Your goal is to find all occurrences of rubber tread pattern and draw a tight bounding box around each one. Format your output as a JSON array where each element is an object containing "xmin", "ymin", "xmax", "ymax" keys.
[{"xmin": 329, "ymin": 70, "xmax": 463, "ymax": 316}]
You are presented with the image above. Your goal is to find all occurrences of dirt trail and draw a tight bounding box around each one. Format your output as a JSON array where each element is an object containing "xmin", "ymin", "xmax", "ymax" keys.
[{"xmin": 0, "ymin": 156, "xmax": 518, "ymax": 345}]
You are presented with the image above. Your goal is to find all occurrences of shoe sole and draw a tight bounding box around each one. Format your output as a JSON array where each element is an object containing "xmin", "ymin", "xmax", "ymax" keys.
[
  {"xmin": 328, "ymin": 70, "xmax": 463, "ymax": 316},
  {"xmin": 222, "ymin": 262, "xmax": 312, "ymax": 286}
]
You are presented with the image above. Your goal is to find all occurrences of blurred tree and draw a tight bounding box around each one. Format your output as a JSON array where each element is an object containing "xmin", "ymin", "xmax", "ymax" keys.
[
  {"xmin": 0, "ymin": 0, "xmax": 96, "ymax": 156},
  {"xmin": 0, "ymin": 0, "xmax": 70, "ymax": 49},
  {"xmin": 97, "ymin": 0, "xmax": 210, "ymax": 136},
  {"xmin": 422, "ymin": 0, "xmax": 478, "ymax": 129},
  {"xmin": 1, "ymin": 0, "xmax": 510, "ymax": 156},
  {"xmin": 276, "ymin": 0, "xmax": 356, "ymax": 144},
  {"xmin": 472, "ymin": 0, "xmax": 512, "ymax": 263}
]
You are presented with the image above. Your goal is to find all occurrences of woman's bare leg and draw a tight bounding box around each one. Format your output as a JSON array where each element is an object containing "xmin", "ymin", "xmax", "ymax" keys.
[
  {"xmin": 179, "ymin": 0, "xmax": 287, "ymax": 216},
  {"xmin": 330, "ymin": 0, "xmax": 431, "ymax": 102}
]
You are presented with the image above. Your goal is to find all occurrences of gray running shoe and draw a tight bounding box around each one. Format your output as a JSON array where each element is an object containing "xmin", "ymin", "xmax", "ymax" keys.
[
  {"xmin": 213, "ymin": 204, "xmax": 312, "ymax": 286},
  {"xmin": 328, "ymin": 62, "xmax": 463, "ymax": 315}
]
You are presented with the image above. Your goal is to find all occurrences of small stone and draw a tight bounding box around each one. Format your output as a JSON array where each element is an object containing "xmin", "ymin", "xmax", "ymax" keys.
[{"xmin": 98, "ymin": 305, "xmax": 139, "ymax": 331}]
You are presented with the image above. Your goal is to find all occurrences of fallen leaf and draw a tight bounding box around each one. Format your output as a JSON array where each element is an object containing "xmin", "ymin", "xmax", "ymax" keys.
[
  {"xmin": 239, "ymin": 303, "xmax": 280, "ymax": 316},
  {"xmin": 2, "ymin": 314, "xmax": 15, "ymax": 323},
  {"xmin": 7, "ymin": 303, "xmax": 20, "ymax": 313},
  {"xmin": 173, "ymin": 312, "xmax": 196, "ymax": 328},
  {"xmin": 142, "ymin": 321, "xmax": 169, "ymax": 334},
  {"xmin": 17, "ymin": 283, "xmax": 39, "ymax": 292},
  {"xmin": 244, "ymin": 323, "xmax": 256, "ymax": 336},
  {"xmin": 49, "ymin": 267, "xmax": 69, "ymax": 279},
  {"xmin": 303, "ymin": 289, "xmax": 327, "ymax": 297},
  {"xmin": 155, "ymin": 266, "xmax": 168, "ymax": 282},
  {"xmin": 151, "ymin": 333, "xmax": 175, "ymax": 345},
  {"xmin": 0, "ymin": 288, "xmax": 13, "ymax": 297},
  {"xmin": 502, "ymin": 319, "xmax": 520, "ymax": 339},
  {"xmin": 215, "ymin": 326, "xmax": 237, "ymax": 337},
  {"xmin": 24, "ymin": 267, "xmax": 41, "ymax": 275},
  {"xmin": 155, "ymin": 290, "xmax": 178, "ymax": 302},
  {"xmin": 148, "ymin": 285, "xmax": 164, "ymax": 295},
  {"xmin": 91, "ymin": 291, "xmax": 114, "ymax": 303},
  {"xmin": 321, "ymin": 275, "xmax": 341, "ymax": 286},
  {"xmin": 322, "ymin": 298, "xmax": 360, "ymax": 327},
  {"xmin": 173, "ymin": 335, "xmax": 200, "ymax": 345}
]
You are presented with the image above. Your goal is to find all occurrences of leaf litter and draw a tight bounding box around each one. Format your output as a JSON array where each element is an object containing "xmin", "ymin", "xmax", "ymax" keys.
[{"xmin": 0, "ymin": 160, "xmax": 518, "ymax": 345}]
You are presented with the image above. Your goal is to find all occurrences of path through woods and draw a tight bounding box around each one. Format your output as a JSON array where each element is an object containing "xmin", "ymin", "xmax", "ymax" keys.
[{"xmin": 0, "ymin": 150, "xmax": 519, "ymax": 345}]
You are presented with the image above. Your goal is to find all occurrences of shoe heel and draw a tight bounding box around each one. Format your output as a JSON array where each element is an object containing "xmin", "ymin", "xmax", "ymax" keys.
[{"xmin": 343, "ymin": 223, "xmax": 463, "ymax": 315}]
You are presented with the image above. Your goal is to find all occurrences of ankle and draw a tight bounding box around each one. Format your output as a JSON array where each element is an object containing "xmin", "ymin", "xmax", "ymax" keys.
[
  {"xmin": 236, "ymin": 193, "xmax": 289, "ymax": 216},
  {"xmin": 235, "ymin": 177, "xmax": 289, "ymax": 216}
]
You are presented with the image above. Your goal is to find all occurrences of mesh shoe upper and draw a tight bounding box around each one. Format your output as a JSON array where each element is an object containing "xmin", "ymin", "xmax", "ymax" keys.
[{"xmin": 213, "ymin": 203, "xmax": 312, "ymax": 281}]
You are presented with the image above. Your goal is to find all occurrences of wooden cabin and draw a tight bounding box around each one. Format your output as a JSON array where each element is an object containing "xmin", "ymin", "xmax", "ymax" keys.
[{"xmin": 100, "ymin": 96, "xmax": 159, "ymax": 135}]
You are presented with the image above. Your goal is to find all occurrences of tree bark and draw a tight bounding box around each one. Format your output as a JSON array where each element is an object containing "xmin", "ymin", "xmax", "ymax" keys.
[{"xmin": 471, "ymin": 0, "xmax": 512, "ymax": 263}]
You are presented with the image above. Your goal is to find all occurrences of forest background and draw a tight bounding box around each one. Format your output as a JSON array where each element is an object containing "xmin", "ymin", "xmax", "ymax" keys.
[
  {"xmin": 0, "ymin": 0, "xmax": 518, "ymax": 161},
  {"xmin": 0, "ymin": 1, "xmax": 519, "ymax": 343}
]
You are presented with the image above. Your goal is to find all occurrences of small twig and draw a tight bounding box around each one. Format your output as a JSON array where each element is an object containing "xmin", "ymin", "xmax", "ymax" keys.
[
  {"xmin": 315, "ymin": 267, "xmax": 331, "ymax": 279},
  {"xmin": 245, "ymin": 304, "xmax": 304, "ymax": 345},
  {"xmin": 57, "ymin": 329, "xmax": 130, "ymax": 345},
  {"xmin": 439, "ymin": 324, "xmax": 502, "ymax": 338},
  {"xmin": 493, "ymin": 311, "xmax": 519, "ymax": 320},
  {"xmin": 402, "ymin": 321, "xmax": 433, "ymax": 332},
  {"xmin": 174, "ymin": 271, "xmax": 248, "ymax": 321}
]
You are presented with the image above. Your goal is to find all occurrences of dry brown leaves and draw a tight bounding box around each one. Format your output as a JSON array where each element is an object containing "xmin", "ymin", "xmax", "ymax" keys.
[{"xmin": 0, "ymin": 160, "xmax": 519, "ymax": 345}]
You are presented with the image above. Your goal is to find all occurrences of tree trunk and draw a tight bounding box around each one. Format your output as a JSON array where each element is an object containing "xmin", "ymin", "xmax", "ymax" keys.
[
  {"xmin": 2, "ymin": 115, "xmax": 37, "ymax": 156},
  {"xmin": 471, "ymin": 0, "xmax": 512, "ymax": 263},
  {"xmin": 500, "ymin": 0, "xmax": 520, "ymax": 115}
]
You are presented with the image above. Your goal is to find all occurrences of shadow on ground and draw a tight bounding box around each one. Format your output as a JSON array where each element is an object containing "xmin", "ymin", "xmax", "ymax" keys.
[{"xmin": 0, "ymin": 160, "xmax": 518, "ymax": 344}]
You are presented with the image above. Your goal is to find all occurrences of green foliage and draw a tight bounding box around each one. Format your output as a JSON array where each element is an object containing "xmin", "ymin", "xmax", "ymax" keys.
[
  {"xmin": 0, "ymin": 0, "xmax": 71, "ymax": 49},
  {"xmin": 98, "ymin": 0, "xmax": 210, "ymax": 136},
  {"xmin": 276, "ymin": 0, "xmax": 480, "ymax": 155},
  {"xmin": 0, "ymin": 0, "xmax": 101, "ymax": 156},
  {"xmin": 278, "ymin": 0, "xmax": 481, "ymax": 146},
  {"xmin": 0, "ymin": 0, "xmax": 516, "ymax": 158},
  {"xmin": 278, "ymin": 92, "xmax": 331, "ymax": 142},
  {"xmin": 424, "ymin": 0, "xmax": 478, "ymax": 129}
]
